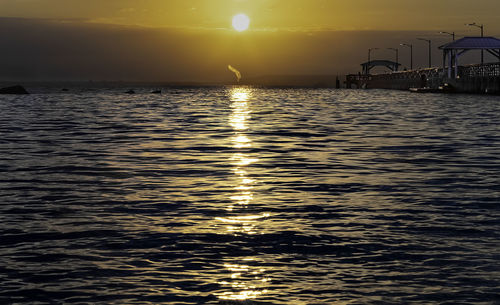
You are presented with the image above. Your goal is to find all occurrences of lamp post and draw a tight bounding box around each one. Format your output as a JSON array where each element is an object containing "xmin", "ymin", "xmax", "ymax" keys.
[
  {"xmin": 367, "ymin": 48, "xmax": 378, "ymax": 75},
  {"xmin": 417, "ymin": 38, "xmax": 432, "ymax": 68},
  {"xmin": 466, "ymin": 23, "xmax": 484, "ymax": 64},
  {"xmin": 400, "ymin": 43, "xmax": 413, "ymax": 70},
  {"xmin": 439, "ymin": 31, "xmax": 455, "ymax": 42},
  {"xmin": 387, "ymin": 48, "xmax": 399, "ymax": 71}
]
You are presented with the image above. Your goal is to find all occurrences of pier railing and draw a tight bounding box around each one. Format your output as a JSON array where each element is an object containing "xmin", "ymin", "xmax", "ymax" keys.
[
  {"xmin": 459, "ymin": 62, "xmax": 500, "ymax": 78},
  {"xmin": 346, "ymin": 62, "xmax": 500, "ymax": 93}
]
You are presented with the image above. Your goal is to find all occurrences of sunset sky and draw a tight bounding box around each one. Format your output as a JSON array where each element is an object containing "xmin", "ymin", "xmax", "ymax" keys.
[{"xmin": 1, "ymin": 0, "xmax": 499, "ymax": 82}]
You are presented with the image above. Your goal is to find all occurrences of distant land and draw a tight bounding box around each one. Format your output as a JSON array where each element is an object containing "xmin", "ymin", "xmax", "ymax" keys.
[
  {"xmin": 241, "ymin": 75, "xmax": 340, "ymax": 87},
  {"xmin": 0, "ymin": 75, "xmax": 343, "ymax": 91}
]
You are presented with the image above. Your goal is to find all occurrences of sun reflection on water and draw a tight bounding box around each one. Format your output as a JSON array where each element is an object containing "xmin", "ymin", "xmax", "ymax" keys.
[
  {"xmin": 229, "ymin": 90, "xmax": 250, "ymax": 131},
  {"xmin": 214, "ymin": 87, "xmax": 271, "ymax": 301},
  {"xmin": 217, "ymin": 258, "xmax": 271, "ymax": 301}
]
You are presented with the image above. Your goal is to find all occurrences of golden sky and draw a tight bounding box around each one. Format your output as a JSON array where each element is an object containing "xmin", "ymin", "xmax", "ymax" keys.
[
  {"xmin": 1, "ymin": 0, "xmax": 499, "ymax": 82},
  {"xmin": 2, "ymin": 0, "xmax": 500, "ymax": 31}
]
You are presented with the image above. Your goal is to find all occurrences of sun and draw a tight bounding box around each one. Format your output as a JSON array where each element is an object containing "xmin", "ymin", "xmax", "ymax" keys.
[{"xmin": 232, "ymin": 14, "xmax": 250, "ymax": 32}]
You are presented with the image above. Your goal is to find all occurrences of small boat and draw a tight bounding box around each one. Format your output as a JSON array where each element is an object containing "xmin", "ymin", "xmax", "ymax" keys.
[
  {"xmin": 409, "ymin": 87, "xmax": 441, "ymax": 93},
  {"xmin": 410, "ymin": 83, "xmax": 455, "ymax": 94}
]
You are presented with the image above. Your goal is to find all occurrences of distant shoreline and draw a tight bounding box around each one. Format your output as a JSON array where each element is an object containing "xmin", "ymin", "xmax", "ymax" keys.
[{"xmin": 0, "ymin": 75, "xmax": 345, "ymax": 90}]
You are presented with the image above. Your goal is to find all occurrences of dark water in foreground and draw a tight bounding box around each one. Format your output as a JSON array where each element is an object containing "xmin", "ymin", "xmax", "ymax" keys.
[{"xmin": 0, "ymin": 88, "xmax": 499, "ymax": 304}]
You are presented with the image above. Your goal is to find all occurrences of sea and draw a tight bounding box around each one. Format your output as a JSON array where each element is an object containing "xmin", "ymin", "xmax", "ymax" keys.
[{"xmin": 0, "ymin": 86, "xmax": 499, "ymax": 304}]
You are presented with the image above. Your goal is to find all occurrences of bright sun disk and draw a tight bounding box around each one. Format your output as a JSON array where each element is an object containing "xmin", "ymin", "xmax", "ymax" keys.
[{"xmin": 232, "ymin": 14, "xmax": 250, "ymax": 32}]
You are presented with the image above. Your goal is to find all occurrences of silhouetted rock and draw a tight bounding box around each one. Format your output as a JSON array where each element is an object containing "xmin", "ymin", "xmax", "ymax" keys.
[
  {"xmin": 61, "ymin": 88, "xmax": 69, "ymax": 92},
  {"xmin": 0, "ymin": 85, "xmax": 29, "ymax": 94},
  {"xmin": 125, "ymin": 90, "xmax": 135, "ymax": 94},
  {"xmin": 151, "ymin": 90, "xmax": 161, "ymax": 94}
]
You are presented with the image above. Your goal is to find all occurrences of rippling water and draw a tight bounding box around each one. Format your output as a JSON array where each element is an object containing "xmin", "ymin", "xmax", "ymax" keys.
[{"xmin": 1, "ymin": 87, "xmax": 499, "ymax": 304}]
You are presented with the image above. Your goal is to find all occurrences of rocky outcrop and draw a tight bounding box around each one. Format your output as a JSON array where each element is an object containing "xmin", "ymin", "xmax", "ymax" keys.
[{"xmin": 0, "ymin": 85, "xmax": 29, "ymax": 94}]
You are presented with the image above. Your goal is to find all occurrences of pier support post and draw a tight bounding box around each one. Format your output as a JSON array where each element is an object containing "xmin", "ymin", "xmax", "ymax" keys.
[
  {"xmin": 443, "ymin": 51, "xmax": 448, "ymax": 82},
  {"xmin": 448, "ymin": 50, "xmax": 452, "ymax": 78}
]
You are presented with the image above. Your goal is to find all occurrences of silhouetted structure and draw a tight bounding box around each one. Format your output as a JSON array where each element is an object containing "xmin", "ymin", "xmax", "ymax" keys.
[
  {"xmin": 347, "ymin": 36, "xmax": 500, "ymax": 94},
  {"xmin": 361, "ymin": 60, "xmax": 401, "ymax": 75},
  {"xmin": 347, "ymin": 63, "xmax": 500, "ymax": 93},
  {"xmin": 439, "ymin": 36, "xmax": 500, "ymax": 78}
]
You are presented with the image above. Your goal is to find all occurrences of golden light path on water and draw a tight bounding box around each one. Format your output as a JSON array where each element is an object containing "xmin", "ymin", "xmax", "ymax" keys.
[{"xmin": 214, "ymin": 88, "xmax": 271, "ymax": 301}]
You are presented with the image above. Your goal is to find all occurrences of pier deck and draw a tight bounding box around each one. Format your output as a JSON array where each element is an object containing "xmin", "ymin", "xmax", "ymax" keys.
[{"xmin": 346, "ymin": 62, "xmax": 500, "ymax": 94}]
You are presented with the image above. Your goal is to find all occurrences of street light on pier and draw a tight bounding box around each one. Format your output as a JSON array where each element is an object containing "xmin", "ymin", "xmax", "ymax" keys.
[
  {"xmin": 466, "ymin": 23, "xmax": 484, "ymax": 64},
  {"xmin": 387, "ymin": 48, "xmax": 399, "ymax": 71},
  {"xmin": 439, "ymin": 31, "xmax": 455, "ymax": 41},
  {"xmin": 400, "ymin": 43, "xmax": 413, "ymax": 70},
  {"xmin": 367, "ymin": 48, "xmax": 379, "ymax": 75},
  {"xmin": 417, "ymin": 38, "xmax": 432, "ymax": 68}
]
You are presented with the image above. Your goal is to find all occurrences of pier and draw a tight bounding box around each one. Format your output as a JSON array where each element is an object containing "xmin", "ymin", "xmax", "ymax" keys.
[
  {"xmin": 347, "ymin": 36, "xmax": 500, "ymax": 94},
  {"xmin": 347, "ymin": 63, "xmax": 500, "ymax": 93}
]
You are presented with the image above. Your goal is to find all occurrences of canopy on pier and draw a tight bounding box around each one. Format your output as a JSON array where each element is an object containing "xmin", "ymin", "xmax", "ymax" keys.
[
  {"xmin": 440, "ymin": 37, "xmax": 500, "ymax": 50},
  {"xmin": 361, "ymin": 60, "xmax": 400, "ymax": 75},
  {"xmin": 439, "ymin": 36, "xmax": 500, "ymax": 78}
]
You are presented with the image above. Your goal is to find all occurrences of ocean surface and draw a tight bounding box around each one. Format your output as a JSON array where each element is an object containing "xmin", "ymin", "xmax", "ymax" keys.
[{"xmin": 0, "ymin": 87, "xmax": 499, "ymax": 304}]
